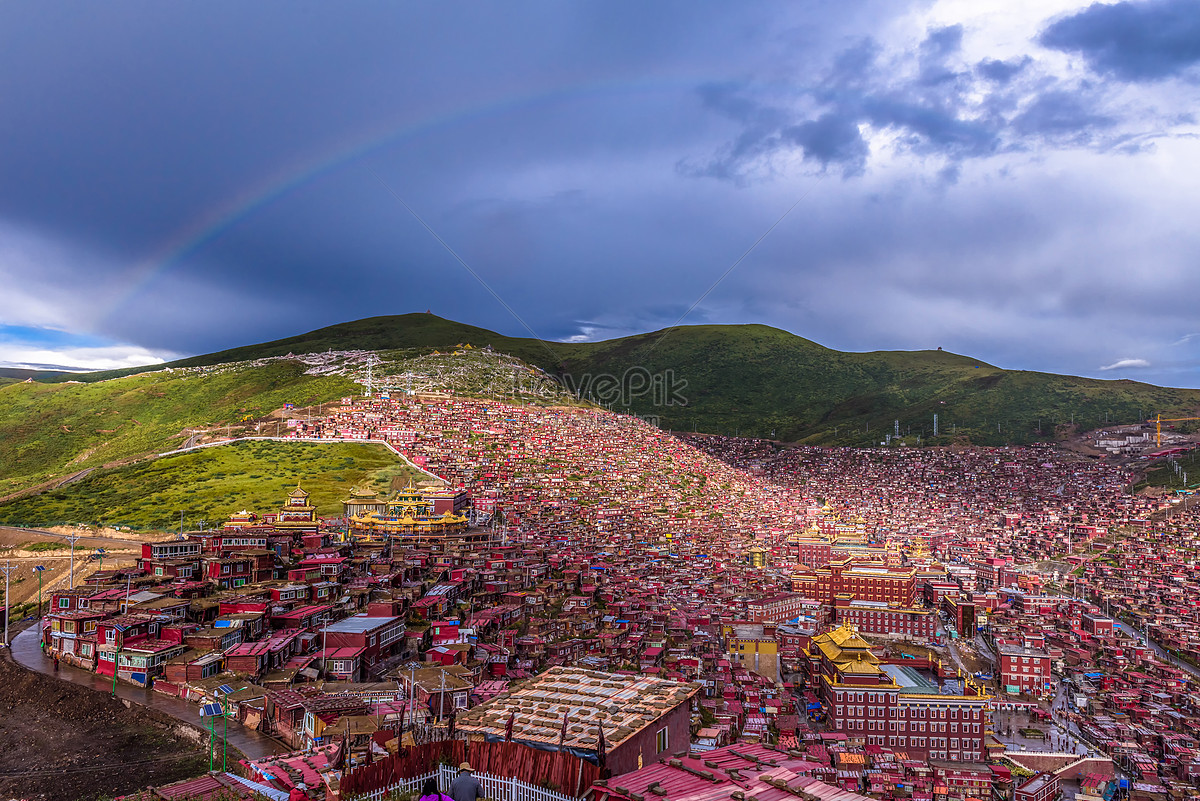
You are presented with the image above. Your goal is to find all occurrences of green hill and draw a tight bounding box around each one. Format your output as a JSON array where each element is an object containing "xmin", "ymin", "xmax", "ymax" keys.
[
  {"xmin": 0, "ymin": 440, "xmax": 425, "ymax": 530},
  {"xmin": 0, "ymin": 360, "xmax": 358, "ymax": 498},
  {"xmin": 4, "ymin": 313, "xmax": 1199, "ymax": 507},
  {"xmin": 61, "ymin": 313, "xmax": 1200, "ymax": 446}
]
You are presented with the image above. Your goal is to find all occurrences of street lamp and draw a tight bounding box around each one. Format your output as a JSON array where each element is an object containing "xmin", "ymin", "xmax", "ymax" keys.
[
  {"xmin": 200, "ymin": 699, "xmax": 226, "ymax": 771},
  {"xmin": 32, "ymin": 565, "xmax": 46, "ymax": 619},
  {"xmin": 214, "ymin": 684, "xmax": 232, "ymax": 771}
]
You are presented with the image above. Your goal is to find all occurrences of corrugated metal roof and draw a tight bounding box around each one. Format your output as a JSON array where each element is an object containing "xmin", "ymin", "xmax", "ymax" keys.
[{"xmin": 457, "ymin": 666, "xmax": 698, "ymax": 750}]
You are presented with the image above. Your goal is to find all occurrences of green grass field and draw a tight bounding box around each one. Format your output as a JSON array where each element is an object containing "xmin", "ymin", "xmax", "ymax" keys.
[
  {"xmin": 0, "ymin": 360, "xmax": 358, "ymax": 497},
  {"xmin": 0, "ymin": 440, "xmax": 428, "ymax": 530}
]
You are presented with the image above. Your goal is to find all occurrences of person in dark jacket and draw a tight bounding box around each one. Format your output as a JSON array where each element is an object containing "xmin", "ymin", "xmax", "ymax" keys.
[{"xmin": 449, "ymin": 762, "xmax": 484, "ymax": 801}]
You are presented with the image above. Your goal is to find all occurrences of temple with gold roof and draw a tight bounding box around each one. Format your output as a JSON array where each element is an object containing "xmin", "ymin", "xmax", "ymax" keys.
[
  {"xmin": 345, "ymin": 481, "xmax": 469, "ymax": 544},
  {"xmin": 274, "ymin": 484, "xmax": 319, "ymax": 534},
  {"xmin": 804, "ymin": 623, "xmax": 991, "ymax": 763}
]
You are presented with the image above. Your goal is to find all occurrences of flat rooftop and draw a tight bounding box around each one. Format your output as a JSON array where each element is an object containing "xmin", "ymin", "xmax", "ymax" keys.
[
  {"xmin": 881, "ymin": 664, "xmax": 961, "ymax": 696},
  {"xmin": 325, "ymin": 614, "xmax": 401, "ymax": 634}
]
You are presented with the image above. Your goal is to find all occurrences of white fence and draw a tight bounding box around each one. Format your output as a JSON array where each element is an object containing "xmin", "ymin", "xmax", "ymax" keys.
[{"xmin": 353, "ymin": 764, "xmax": 582, "ymax": 801}]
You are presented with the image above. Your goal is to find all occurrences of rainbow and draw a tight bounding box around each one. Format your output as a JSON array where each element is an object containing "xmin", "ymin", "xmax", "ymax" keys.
[{"xmin": 97, "ymin": 76, "xmax": 706, "ymax": 325}]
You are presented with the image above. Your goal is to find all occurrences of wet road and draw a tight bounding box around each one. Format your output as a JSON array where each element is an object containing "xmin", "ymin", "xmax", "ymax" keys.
[
  {"xmin": 1056, "ymin": 585, "xmax": 1200, "ymax": 680},
  {"xmin": 11, "ymin": 627, "xmax": 286, "ymax": 760},
  {"xmin": 1111, "ymin": 618, "xmax": 1200, "ymax": 680}
]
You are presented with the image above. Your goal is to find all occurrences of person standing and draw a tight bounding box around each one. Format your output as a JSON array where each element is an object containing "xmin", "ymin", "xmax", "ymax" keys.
[{"xmin": 449, "ymin": 762, "xmax": 484, "ymax": 801}]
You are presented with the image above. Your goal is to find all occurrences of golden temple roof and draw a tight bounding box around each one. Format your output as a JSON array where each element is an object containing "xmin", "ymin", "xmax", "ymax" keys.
[{"xmin": 812, "ymin": 623, "xmax": 878, "ymax": 665}]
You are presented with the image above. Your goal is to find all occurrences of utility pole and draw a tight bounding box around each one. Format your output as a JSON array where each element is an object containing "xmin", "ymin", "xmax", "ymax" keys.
[
  {"xmin": 321, "ymin": 609, "xmax": 331, "ymax": 677},
  {"xmin": 65, "ymin": 534, "xmax": 83, "ymax": 589},
  {"xmin": 0, "ymin": 561, "xmax": 16, "ymax": 647},
  {"xmin": 409, "ymin": 663, "xmax": 416, "ymax": 734}
]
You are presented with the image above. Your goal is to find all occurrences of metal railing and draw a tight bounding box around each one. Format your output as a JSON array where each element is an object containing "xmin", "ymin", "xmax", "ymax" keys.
[{"xmin": 352, "ymin": 764, "xmax": 582, "ymax": 801}]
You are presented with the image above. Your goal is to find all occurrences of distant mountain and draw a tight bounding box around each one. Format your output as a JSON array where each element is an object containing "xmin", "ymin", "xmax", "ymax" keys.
[
  {"xmin": 47, "ymin": 313, "xmax": 1200, "ymax": 446},
  {"xmin": 0, "ymin": 366, "xmax": 73, "ymax": 381}
]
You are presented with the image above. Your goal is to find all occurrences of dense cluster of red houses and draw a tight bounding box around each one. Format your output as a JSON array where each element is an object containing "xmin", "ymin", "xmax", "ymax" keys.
[{"xmin": 48, "ymin": 389, "xmax": 1200, "ymax": 800}]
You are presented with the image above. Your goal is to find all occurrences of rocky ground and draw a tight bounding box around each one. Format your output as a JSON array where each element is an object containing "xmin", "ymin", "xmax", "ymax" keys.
[{"xmin": 0, "ymin": 644, "xmax": 212, "ymax": 801}]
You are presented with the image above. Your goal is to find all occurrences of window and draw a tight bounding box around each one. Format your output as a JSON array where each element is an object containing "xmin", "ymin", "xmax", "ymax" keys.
[
  {"xmin": 655, "ymin": 727, "xmax": 668, "ymax": 753},
  {"xmin": 58, "ymin": 598, "xmax": 69, "ymax": 609}
]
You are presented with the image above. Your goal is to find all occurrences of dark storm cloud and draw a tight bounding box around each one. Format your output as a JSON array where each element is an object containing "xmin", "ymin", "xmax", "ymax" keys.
[
  {"xmin": 917, "ymin": 24, "xmax": 965, "ymax": 87},
  {"xmin": 783, "ymin": 112, "xmax": 870, "ymax": 176},
  {"xmin": 976, "ymin": 57, "xmax": 1032, "ymax": 84},
  {"xmin": 690, "ymin": 13, "xmax": 1199, "ymax": 184},
  {"xmin": 1039, "ymin": 0, "xmax": 1200, "ymax": 81},
  {"xmin": 1, "ymin": 2, "xmax": 1200, "ymax": 388},
  {"xmin": 689, "ymin": 26, "xmax": 1018, "ymax": 180},
  {"xmin": 1011, "ymin": 90, "xmax": 1116, "ymax": 141}
]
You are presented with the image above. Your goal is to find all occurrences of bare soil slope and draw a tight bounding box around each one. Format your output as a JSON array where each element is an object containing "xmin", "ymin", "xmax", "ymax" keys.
[{"xmin": 0, "ymin": 649, "xmax": 210, "ymax": 800}]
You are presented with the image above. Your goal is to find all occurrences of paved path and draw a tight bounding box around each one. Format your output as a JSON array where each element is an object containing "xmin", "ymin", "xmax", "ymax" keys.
[
  {"xmin": 0, "ymin": 524, "xmax": 146, "ymax": 551},
  {"xmin": 10, "ymin": 627, "xmax": 287, "ymax": 760},
  {"xmin": 1110, "ymin": 618, "xmax": 1200, "ymax": 680}
]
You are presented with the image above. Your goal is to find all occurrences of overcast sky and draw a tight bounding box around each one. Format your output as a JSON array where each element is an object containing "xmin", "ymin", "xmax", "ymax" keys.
[{"xmin": 2, "ymin": 1, "xmax": 1199, "ymax": 384}]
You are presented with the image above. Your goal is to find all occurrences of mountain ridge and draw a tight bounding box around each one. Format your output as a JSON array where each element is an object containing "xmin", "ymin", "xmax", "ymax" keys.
[{"xmin": 39, "ymin": 313, "xmax": 1200, "ymax": 446}]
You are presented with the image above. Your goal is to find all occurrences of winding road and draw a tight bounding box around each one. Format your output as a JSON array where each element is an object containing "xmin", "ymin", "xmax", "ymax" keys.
[{"xmin": 10, "ymin": 627, "xmax": 286, "ymax": 760}]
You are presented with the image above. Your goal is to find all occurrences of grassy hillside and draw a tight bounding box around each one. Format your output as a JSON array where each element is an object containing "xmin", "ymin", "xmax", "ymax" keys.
[
  {"xmin": 0, "ymin": 440, "xmax": 427, "ymax": 530},
  {"xmin": 0, "ymin": 360, "xmax": 358, "ymax": 497},
  {"xmin": 1133, "ymin": 448, "xmax": 1200, "ymax": 492},
  {"xmin": 40, "ymin": 313, "xmax": 1200, "ymax": 447},
  {"xmin": 553, "ymin": 326, "xmax": 1200, "ymax": 446}
]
